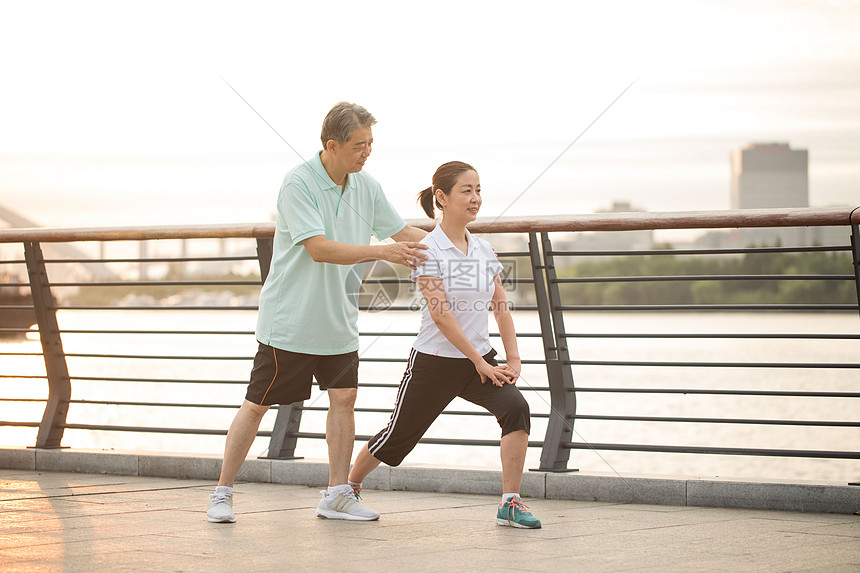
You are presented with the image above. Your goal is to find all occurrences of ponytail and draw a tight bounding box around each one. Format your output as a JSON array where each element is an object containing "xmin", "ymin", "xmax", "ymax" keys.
[{"xmin": 417, "ymin": 186, "xmax": 437, "ymax": 219}]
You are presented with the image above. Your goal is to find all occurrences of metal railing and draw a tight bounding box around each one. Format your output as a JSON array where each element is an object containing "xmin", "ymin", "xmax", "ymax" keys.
[{"xmin": 1, "ymin": 207, "xmax": 859, "ymax": 476}]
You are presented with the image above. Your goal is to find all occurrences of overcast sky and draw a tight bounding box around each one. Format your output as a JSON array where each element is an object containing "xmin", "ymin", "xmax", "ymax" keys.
[{"xmin": 1, "ymin": 0, "xmax": 859, "ymax": 228}]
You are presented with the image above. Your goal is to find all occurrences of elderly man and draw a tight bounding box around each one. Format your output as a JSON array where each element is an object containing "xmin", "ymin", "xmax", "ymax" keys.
[{"xmin": 207, "ymin": 102, "xmax": 427, "ymax": 523}]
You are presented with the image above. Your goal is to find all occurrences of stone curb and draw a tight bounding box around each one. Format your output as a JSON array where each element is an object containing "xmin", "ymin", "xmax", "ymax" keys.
[{"xmin": 1, "ymin": 447, "xmax": 857, "ymax": 514}]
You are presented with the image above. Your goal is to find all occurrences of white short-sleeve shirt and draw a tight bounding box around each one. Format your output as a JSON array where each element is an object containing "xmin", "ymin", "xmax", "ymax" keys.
[{"xmin": 411, "ymin": 225, "xmax": 504, "ymax": 358}]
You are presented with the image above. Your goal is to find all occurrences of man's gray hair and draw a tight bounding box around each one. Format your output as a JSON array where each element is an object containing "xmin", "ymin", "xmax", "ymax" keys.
[{"xmin": 320, "ymin": 102, "xmax": 376, "ymax": 148}]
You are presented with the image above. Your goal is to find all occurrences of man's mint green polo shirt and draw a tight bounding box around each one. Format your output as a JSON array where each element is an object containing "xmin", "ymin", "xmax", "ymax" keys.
[{"xmin": 255, "ymin": 151, "xmax": 406, "ymax": 355}]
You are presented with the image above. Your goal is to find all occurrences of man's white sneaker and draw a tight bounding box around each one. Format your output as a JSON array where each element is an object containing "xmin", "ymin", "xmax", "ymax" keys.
[
  {"xmin": 314, "ymin": 488, "xmax": 379, "ymax": 521},
  {"xmin": 207, "ymin": 486, "xmax": 236, "ymax": 523}
]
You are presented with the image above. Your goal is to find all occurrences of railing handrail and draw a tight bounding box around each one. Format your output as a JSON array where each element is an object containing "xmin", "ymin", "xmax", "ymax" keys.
[{"xmin": 1, "ymin": 207, "xmax": 857, "ymax": 243}]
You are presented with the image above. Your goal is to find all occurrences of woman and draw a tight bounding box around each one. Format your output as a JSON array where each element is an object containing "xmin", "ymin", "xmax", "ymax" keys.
[{"xmin": 347, "ymin": 161, "xmax": 541, "ymax": 529}]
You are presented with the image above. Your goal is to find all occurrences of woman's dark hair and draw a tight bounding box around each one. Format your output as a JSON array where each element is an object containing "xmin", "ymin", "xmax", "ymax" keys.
[{"xmin": 417, "ymin": 161, "xmax": 477, "ymax": 218}]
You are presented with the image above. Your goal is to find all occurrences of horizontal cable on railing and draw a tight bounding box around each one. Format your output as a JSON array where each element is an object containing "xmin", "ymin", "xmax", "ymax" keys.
[
  {"xmin": 356, "ymin": 357, "xmax": 545, "ymax": 365},
  {"xmin": 49, "ymin": 281, "xmax": 262, "ymax": 287},
  {"xmin": 556, "ymin": 304, "xmax": 858, "ymax": 311},
  {"xmin": 67, "ymin": 399, "xmax": 240, "ymax": 409},
  {"xmin": 562, "ymin": 442, "xmax": 860, "ymax": 459},
  {"xmin": 59, "ymin": 423, "xmax": 242, "ymax": 436},
  {"xmin": 554, "ymin": 274, "xmax": 854, "ymax": 283},
  {"xmin": 0, "ymin": 352, "xmax": 44, "ymax": 357},
  {"xmin": 71, "ymin": 376, "xmax": 248, "ymax": 384},
  {"xmin": 573, "ymin": 387, "xmax": 860, "ymax": 398},
  {"xmin": 357, "ymin": 332, "xmax": 543, "ymax": 338},
  {"xmin": 64, "ymin": 353, "xmax": 250, "ymax": 360},
  {"xmin": 569, "ymin": 414, "xmax": 859, "ymax": 427},
  {"xmin": 548, "ymin": 245, "xmax": 853, "ymax": 257},
  {"xmin": 57, "ymin": 305, "xmax": 259, "ymax": 311},
  {"xmin": 44, "ymin": 256, "xmax": 257, "ymax": 264},
  {"xmin": 365, "ymin": 278, "xmax": 531, "ymax": 285},
  {"xmin": 564, "ymin": 333, "xmax": 860, "ymax": 340},
  {"xmin": 565, "ymin": 359, "xmax": 859, "ymax": 368},
  {"xmin": 59, "ymin": 329, "xmax": 255, "ymax": 335},
  {"xmin": 0, "ymin": 421, "xmax": 39, "ymax": 428}
]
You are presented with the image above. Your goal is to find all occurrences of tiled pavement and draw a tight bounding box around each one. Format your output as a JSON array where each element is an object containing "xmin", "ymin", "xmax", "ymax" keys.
[{"xmin": 1, "ymin": 469, "xmax": 859, "ymax": 572}]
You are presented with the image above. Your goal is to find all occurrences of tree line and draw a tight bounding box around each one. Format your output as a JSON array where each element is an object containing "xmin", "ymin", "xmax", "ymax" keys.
[{"xmin": 555, "ymin": 251, "xmax": 857, "ymax": 306}]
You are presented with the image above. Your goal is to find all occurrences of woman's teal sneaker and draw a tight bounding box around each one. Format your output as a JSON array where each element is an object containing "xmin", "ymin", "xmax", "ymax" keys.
[{"xmin": 496, "ymin": 498, "xmax": 541, "ymax": 529}]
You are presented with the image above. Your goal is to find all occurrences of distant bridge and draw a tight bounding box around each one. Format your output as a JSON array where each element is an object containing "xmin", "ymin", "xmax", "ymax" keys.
[{"xmin": 0, "ymin": 204, "xmax": 118, "ymax": 280}]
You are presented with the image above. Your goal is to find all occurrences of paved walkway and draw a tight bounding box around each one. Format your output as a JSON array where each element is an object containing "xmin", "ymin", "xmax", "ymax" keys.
[{"xmin": 1, "ymin": 469, "xmax": 858, "ymax": 573}]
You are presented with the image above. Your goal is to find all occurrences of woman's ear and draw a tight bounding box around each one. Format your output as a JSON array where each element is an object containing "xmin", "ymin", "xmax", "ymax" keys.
[{"xmin": 434, "ymin": 188, "xmax": 447, "ymax": 208}]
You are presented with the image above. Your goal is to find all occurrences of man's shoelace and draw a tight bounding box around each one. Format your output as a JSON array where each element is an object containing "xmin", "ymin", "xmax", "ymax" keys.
[
  {"xmin": 210, "ymin": 492, "xmax": 231, "ymax": 504},
  {"xmin": 321, "ymin": 488, "xmax": 359, "ymax": 502}
]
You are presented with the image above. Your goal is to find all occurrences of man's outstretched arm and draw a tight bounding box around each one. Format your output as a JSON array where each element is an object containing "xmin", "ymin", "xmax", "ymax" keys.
[
  {"xmin": 302, "ymin": 234, "xmax": 428, "ymax": 270},
  {"xmin": 391, "ymin": 225, "xmax": 428, "ymax": 243}
]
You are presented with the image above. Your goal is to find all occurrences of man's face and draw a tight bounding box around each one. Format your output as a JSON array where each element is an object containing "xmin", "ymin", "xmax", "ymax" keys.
[{"xmin": 333, "ymin": 127, "xmax": 373, "ymax": 174}]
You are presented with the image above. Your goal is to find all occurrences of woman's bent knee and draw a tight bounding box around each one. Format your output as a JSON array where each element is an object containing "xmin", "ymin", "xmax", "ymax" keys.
[{"xmin": 499, "ymin": 394, "xmax": 531, "ymax": 435}]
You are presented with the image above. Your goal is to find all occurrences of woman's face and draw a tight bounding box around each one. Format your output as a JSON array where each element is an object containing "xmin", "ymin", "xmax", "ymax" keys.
[{"xmin": 437, "ymin": 170, "xmax": 481, "ymax": 222}]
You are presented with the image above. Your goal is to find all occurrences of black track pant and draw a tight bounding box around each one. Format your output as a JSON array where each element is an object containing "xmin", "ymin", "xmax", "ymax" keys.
[{"xmin": 367, "ymin": 348, "xmax": 531, "ymax": 467}]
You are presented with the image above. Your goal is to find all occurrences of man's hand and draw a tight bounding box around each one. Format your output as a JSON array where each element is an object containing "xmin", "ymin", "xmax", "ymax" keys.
[{"xmin": 383, "ymin": 242, "xmax": 429, "ymax": 270}]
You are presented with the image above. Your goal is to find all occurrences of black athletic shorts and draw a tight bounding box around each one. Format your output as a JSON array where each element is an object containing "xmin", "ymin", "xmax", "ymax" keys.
[{"xmin": 244, "ymin": 342, "xmax": 359, "ymax": 406}]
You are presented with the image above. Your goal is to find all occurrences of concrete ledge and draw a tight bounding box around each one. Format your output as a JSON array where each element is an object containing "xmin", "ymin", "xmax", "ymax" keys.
[
  {"xmin": 687, "ymin": 478, "xmax": 860, "ymax": 513},
  {"xmin": 2, "ymin": 447, "xmax": 857, "ymax": 514},
  {"xmin": 546, "ymin": 471, "xmax": 687, "ymax": 506},
  {"xmin": 0, "ymin": 447, "xmax": 36, "ymax": 470},
  {"xmin": 35, "ymin": 448, "xmax": 139, "ymax": 476}
]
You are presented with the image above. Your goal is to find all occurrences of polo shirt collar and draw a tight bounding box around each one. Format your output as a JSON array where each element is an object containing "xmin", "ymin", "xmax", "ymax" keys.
[
  {"xmin": 309, "ymin": 151, "xmax": 358, "ymax": 192},
  {"xmin": 431, "ymin": 224, "xmax": 475, "ymax": 255}
]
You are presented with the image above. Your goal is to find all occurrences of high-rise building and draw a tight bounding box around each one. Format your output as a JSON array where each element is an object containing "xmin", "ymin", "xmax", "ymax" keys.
[{"xmin": 730, "ymin": 142, "xmax": 809, "ymax": 246}]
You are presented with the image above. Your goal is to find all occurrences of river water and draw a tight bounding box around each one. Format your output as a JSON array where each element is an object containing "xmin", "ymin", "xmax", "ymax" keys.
[{"xmin": 2, "ymin": 310, "xmax": 858, "ymax": 483}]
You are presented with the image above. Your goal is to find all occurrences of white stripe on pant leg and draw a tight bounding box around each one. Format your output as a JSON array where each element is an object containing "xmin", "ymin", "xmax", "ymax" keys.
[{"xmin": 369, "ymin": 348, "xmax": 417, "ymax": 457}]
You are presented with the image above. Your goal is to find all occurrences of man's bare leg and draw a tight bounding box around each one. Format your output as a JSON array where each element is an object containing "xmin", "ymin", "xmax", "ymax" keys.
[
  {"xmin": 218, "ymin": 400, "xmax": 270, "ymax": 487},
  {"xmin": 326, "ymin": 388, "xmax": 357, "ymax": 486}
]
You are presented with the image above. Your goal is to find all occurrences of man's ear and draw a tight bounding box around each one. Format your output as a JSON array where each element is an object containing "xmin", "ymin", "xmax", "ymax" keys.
[{"xmin": 324, "ymin": 139, "xmax": 339, "ymax": 154}]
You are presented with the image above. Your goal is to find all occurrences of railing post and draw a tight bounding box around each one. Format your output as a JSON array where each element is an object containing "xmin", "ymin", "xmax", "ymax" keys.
[
  {"xmin": 262, "ymin": 403, "xmax": 304, "ymax": 460},
  {"xmin": 254, "ymin": 237, "xmax": 305, "ymax": 460},
  {"xmin": 23, "ymin": 242, "xmax": 71, "ymax": 449},
  {"xmin": 530, "ymin": 233, "xmax": 577, "ymax": 471},
  {"xmin": 851, "ymin": 223, "xmax": 860, "ymax": 319},
  {"xmin": 256, "ymin": 237, "xmax": 274, "ymax": 284}
]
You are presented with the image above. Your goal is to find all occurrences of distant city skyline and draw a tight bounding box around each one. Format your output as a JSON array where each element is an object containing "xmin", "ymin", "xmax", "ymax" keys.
[{"xmin": 1, "ymin": 1, "xmax": 858, "ymax": 229}]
